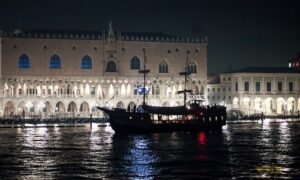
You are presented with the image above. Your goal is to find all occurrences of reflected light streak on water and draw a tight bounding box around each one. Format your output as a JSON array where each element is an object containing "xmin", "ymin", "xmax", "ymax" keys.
[{"xmin": 123, "ymin": 136, "xmax": 159, "ymax": 179}]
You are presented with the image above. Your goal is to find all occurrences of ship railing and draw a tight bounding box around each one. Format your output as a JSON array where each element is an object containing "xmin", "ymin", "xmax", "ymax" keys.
[{"xmin": 152, "ymin": 120, "xmax": 191, "ymax": 124}]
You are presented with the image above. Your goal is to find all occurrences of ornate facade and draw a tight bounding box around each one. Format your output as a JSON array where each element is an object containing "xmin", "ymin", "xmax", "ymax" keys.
[{"xmin": 0, "ymin": 23, "xmax": 207, "ymax": 117}]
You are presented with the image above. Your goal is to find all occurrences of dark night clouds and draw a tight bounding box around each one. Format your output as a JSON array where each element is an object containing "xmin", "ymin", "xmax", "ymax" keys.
[{"xmin": 0, "ymin": 0, "xmax": 299, "ymax": 74}]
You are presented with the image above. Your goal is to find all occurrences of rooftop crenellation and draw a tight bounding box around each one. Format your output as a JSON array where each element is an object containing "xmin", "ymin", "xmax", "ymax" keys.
[{"xmin": 0, "ymin": 29, "xmax": 207, "ymax": 43}]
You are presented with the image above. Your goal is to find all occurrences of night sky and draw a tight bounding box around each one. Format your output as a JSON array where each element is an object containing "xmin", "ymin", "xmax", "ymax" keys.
[{"xmin": 0, "ymin": 0, "xmax": 299, "ymax": 74}]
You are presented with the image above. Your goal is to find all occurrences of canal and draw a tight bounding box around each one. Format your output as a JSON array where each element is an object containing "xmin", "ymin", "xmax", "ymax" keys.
[{"xmin": 0, "ymin": 119, "xmax": 299, "ymax": 179}]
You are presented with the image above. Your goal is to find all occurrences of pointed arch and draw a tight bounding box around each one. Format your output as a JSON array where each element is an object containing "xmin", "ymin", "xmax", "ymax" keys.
[
  {"xmin": 4, "ymin": 101, "xmax": 15, "ymax": 116},
  {"xmin": 195, "ymin": 85, "xmax": 200, "ymax": 95},
  {"xmin": 116, "ymin": 101, "xmax": 124, "ymax": 109},
  {"xmin": 159, "ymin": 60, "xmax": 168, "ymax": 73},
  {"xmin": 106, "ymin": 60, "xmax": 117, "ymax": 72},
  {"xmin": 68, "ymin": 101, "xmax": 78, "ymax": 114},
  {"xmin": 130, "ymin": 56, "xmax": 140, "ymax": 70},
  {"xmin": 151, "ymin": 84, "xmax": 156, "ymax": 95},
  {"xmin": 55, "ymin": 101, "xmax": 65, "ymax": 112},
  {"xmin": 81, "ymin": 55, "xmax": 92, "ymax": 69},
  {"xmin": 43, "ymin": 101, "xmax": 52, "ymax": 113},
  {"xmin": 80, "ymin": 101, "xmax": 90, "ymax": 112},
  {"xmin": 163, "ymin": 101, "xmax": 170, "ymax": 107},
  {"xmin": 31, "ymin": 101, "xmax": 38, "ymax": 113},
  {"xmin": 121, "ymin": 84, "xmax": 126, "ymax": 95},
  {"xmin": 156, "ymin": 85, "xmax": 160, "ymax": 95},
  {"xmin": 188, "ymin": 61, "xmax": 197, "ymax": 73},
  {"xmin": 66, "ymin": 84, "xmax": 72, "ymax": 95},
  {"xmin": 17, "ymin": 101, "xmax": 26, "ymax": 114},
  {"xmin": 50, "ymin": 54, "xmax": 61, "ymax": 69},
  {"xmin": 200, "ymin": 85, "xmax": 204, "ymax": 95},
  {"xmin": 126, "ymin": 84, "xmax": 131, "ymax": 95},
  {"xmin": 127, "ymin": 102, "xmax": 136, "ymax": 112},
  {"xmin": 18, "ymin": 53, "xmax": 30, "ymax": 68}
]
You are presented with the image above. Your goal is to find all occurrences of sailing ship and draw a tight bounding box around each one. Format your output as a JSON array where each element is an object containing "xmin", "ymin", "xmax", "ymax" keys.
[{"xmin": 97, "ymin": 51, "xmax": 226, "ymax": 133}]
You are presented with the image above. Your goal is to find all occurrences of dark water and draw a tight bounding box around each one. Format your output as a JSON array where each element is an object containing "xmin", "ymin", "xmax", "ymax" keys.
[{"xmin": 0, "ymin": 120, "xmax": 299, "ymax": 179}]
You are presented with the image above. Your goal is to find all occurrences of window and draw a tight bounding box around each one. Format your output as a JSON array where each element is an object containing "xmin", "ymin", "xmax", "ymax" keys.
[
  {"xmin": 207, "ymin": 88, "xmax": 210, "ymax": 92},
  {"xmin": 106, "ymin": 60, "xmax": 117, "ymax": 72},
  {"xmin": 235, "ymin": 82, "xmax": 238, "ymax": 91},
  {"xmin": 244, "ymin": 82, "xmax": 249, "ymax": 92},
  {"xmin": 50, "ymin": 54, "xmax": 61, "ymax": 69},
  {"xmin": 266, "ymin": 82, "xmax": 271, "ymax": 92},
  {"xmin": 278, "ymin": 82, "xmax": 282, "ymax": 92},
  {"xmin": 255, "ymin": 82, "xmax": 260, "ymax": 92},
  {"xmin": 18, "ymin": 54, "xmax": 30, "ymax": 68},
  {"xmin": 244, "ymin": 81, "xmax": 249, "ymax": 92},
  {"xmin": 130, "ymin": 56, "xmax": 140, "ymax": 70},
  {"xmin": 81, "ymin": 55, "xmax": 92, "ymax": 69},
  {"xmin": 289, "ymin": 82, "xmax": 293, "ymax": 91},
  {"xmin": 159, "ymin": 60, "xmax": 168, "ymax": 73},
  {"xmin": 188, "ymin": 62, "xmax": 197, "ymax": 73}
]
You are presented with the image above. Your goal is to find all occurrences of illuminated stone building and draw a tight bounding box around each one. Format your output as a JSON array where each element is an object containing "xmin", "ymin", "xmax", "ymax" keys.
[
  {"xmin": 0, "ymin": 23, "xmax": 207, "ymax": 117},
  {"xmin": 208, "ymin": 67, "xmax": 300, "ymax": 115}
]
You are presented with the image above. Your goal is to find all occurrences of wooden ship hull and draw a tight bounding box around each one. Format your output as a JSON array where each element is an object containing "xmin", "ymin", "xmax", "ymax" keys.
[{"xmin": 97, "ymin": 106, "xmax": 226, "ymax": 133}]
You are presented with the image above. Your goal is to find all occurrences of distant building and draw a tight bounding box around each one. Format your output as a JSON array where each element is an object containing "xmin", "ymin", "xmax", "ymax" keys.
[
  {"xmin": 288, "ymin": 52, "xmax": 300, "ymax": 69},
  {"xmin": 208, "ymin": 67, "xmax": 300, "ymax": 115},
  {"xmin": 0, "ymin": 23, "xmax": 207, "ymax": 117},
  {"xmin": 207, "ymin": 75, "xmax": 231, "ymax": 106}
]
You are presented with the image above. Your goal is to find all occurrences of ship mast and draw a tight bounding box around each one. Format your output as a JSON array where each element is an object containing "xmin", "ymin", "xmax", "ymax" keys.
[
  {"xmin": 139, "ymin": 48, "xmax": 150, "ymax": 106},
  {"xmin": 178, "ymin": 52, "xmax": 192, "ymax": 107}
]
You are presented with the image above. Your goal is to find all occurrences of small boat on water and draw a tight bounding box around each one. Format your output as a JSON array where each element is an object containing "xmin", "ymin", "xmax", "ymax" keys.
[{"xmin": 97, "ymin": 51, "xmax": 226, "ymax": 133}]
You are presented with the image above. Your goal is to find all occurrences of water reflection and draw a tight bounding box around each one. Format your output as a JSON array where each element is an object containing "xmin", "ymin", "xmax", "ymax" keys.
[
  {"xmin": 197, "ymin": 132, "xmax": 207, "ymax": 161},
  {"xmin": 0, "ymin": 121, "xmax": 299, "ymax": 178},
  {"xmin": 109, "ymin": 134, "xmax": 159, "ymax": 179},
  {"xmin": 124, "ymin": 136, "xmax": 159, "ymax": 179}
]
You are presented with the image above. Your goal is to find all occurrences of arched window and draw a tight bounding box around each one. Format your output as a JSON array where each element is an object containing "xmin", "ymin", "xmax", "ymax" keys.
[
  {"xmin": 81, "ymin": 55, "xmax": 92, "ymax": 69},
  {"xmin": 188, "ymin": 62, "xmax": 197, "ymax": 73},
  {"xmin": 106, "ymin": 60, "xmax": 117, "ymax": 72},
  {"xmin": 159, "ymin": 60, "xmax": 168, "ymax": 73},
  {"xmin": 130, "ymin": 56, "xmax": 140, "ymax": 70},
  {"xmin": 50, "ymin": 54, "xmax": 61, "ymax": 69},
  {"xmin": 18, "ymin": 54, "xmax": 30, "ymax": 68}
]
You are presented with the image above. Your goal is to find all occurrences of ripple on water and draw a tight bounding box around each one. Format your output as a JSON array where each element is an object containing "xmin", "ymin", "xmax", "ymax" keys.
[{"xmin": 0, "ymin": 122, "xmax": 299, "ymax": 179}]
